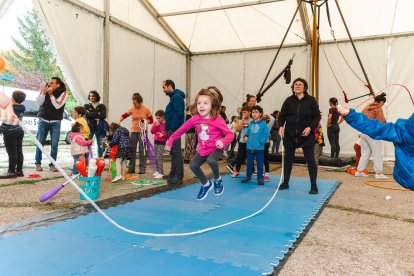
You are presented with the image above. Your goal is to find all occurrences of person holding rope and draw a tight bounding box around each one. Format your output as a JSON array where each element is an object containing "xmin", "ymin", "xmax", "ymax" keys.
[
  {"xmin": 278, "ymin": 78, "xmax": 321, "ymax": 194},
  {"xmin": 118, "ymin": 92, "xmax": 153, "ymax": 174},
  {"xmin": 337, "ymin": 106, "xmax": 414, "ymax": 191},
  {"xmin": 165, "ymin": 88, "xmax": 234, "ymax": 200}
]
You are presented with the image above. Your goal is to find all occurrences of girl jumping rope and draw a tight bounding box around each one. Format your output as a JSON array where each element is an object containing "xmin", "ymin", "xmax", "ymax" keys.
[{"xmin": 165, "ymin": 88, "xmax": 234, "ymax": 200}]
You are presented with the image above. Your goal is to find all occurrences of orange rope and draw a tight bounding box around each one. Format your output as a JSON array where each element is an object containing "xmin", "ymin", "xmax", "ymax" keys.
[{"xmin": 364, "ymin": 180, "xmax": 411, "ymax": 192}]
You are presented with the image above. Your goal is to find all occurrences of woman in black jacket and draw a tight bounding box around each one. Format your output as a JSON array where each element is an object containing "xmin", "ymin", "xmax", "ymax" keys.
[
  {"xmin": 278, "ymin": 78, "xmax": 321, "ymax": 194},
  {"xmin": 84, "ymin": 90, "xmax": 107, "ymax": 157}
]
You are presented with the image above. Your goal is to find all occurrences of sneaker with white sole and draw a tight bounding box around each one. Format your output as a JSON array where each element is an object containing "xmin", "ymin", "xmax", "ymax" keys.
[
  {"xmin": 112, "ymin": 175, "xmax": 123, "ymax": 183},
  {"xmin": 264, "ymin": 173, "xmax": 270, "ymax": 182},
  {"xmin": 154, "ymin": 173, "xmax": 164, "ymax": 179},
  {"xmin": 226, "ymin": 164, "xmax": 234, "ymax": 173},
  {"xmin": 355, "ymin": 171, "xmax": 368, "ymax": 177},
  {"xmin": 231, "ymin": 171, "xmax": 239, "ymax": 178},
  {"xmin": 197, "ymin": 180, "xmax": 213, "ymax": 200},
  {"xmin": 213, "ymin": 178, "xmax": 224, "ymax": 195},
  {"xmin": 375, "ymin": 173, "xmax": 388, "ymax": 179},
  {"xmin": 153, "ymin": 171, "xmax": 159, "ymax": 176}
]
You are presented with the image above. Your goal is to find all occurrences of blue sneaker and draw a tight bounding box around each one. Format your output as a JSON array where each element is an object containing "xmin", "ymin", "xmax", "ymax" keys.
[
  {"xmin": 214, "ymin": 178, "xmax": 224, "ymax": 195},
  {"xmin": 197, "ymin": 180, "xmax": 213, "ymax": 200}
]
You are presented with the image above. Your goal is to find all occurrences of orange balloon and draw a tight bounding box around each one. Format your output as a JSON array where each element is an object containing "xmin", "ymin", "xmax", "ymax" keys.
[
  {"xmin": 350, "ymin": 169, "xmax": 356, "ymax": 175},
  {"xmin": 363, "ymin": 169, "xmax": 368, "ymax": 175},
  {"xmin": 0, "ymin": 56, "xmax": 5, "ymax": 71}
]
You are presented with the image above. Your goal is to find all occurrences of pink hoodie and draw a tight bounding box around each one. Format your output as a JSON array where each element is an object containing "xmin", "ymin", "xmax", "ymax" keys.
[
  {"xmin": 166, "ymin": 114, "xmax": 234, "ymax": 156},
  {"xmin": 69, "ymin": 132, "xmax": 92, "ymax": 146},
  {"xmin": 150, "ymin": 121, "xmax": 168, "ymax": 143}
]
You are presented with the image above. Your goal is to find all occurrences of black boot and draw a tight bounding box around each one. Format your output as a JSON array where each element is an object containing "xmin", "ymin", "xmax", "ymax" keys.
[
  {"xmin": 309, "ymin": 184, "xmax": 318, "ymax": 194},
  {"xmin": 16, "ymin": 171, "xmax": 24, "ymax": 177},
  {"xmin": 0, "ymin": 172, "xmax": 17, "ymax": 179},
  {"xmin": 279, "ymin": 182, "xmax": 289, "ymax": 190},
  {"xmin": 258, "ymin": 178, "xmax": 264, "ymax": 185}
]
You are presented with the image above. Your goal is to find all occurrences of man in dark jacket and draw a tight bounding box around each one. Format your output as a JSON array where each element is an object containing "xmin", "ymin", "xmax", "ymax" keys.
[
  {"xmin": 35, "ymin": 77, "xmax": 68, "ymax": 172},
  {"xmin": 162, "ymin": 79, "xmax": 185, "ymax": 184},
  {"xmin": 278, "ymin": 77, "xmax": 321, "ymax": 194}
]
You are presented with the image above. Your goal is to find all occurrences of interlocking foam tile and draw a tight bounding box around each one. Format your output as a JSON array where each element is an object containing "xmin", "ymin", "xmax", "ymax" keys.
[{"xmin": 0, "ymin": 174, "xmax": 338, "ymax": 275}]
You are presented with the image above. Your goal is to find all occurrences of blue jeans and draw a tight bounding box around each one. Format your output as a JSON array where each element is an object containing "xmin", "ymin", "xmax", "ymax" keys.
[
  {"xmin": 72, "ymin": 154, "xmax": 81, "ymax": 174},
  {"xmin": 35, "ymin": 119, "xmax": 61, "ymax": 166},
  {"xmin": 246, "ymin": 151, "xmax": 264, "ymax": 179},
  {"xmin": 89, "ymin": 129, "xmax": 104, "ymax": 158}
]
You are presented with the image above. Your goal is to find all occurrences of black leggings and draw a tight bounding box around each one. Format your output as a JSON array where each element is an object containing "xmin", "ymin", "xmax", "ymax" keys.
[
  {"xmin": 189, "ymin": 150, "xmax": 223, "ymax": 185},
  {"xmin": 4, "ymin": 130, "xmax": 24, "ymax": 173},
  {"xmin": 283, "ymin": 146, "xmax": 317, "ymax": 186},
  {"xmin": 327, "ymin": 124, "xmax": 340, "ymax": 158}
]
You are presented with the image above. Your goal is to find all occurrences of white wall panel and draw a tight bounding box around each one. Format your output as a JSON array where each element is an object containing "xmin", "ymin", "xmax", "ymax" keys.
[
  {"xmin": 109, "ymin": 24, "xmax": 186, "ymax": 128},
  {"xmin": 108, "ymin": 24, "xmax": 155, "ymax": 128},
  {"xmin": 191, "ymin": 53, "xmax": 245, "ymax": 116}
]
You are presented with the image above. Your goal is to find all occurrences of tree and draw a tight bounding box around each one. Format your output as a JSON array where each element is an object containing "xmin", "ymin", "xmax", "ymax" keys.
[{"xmin": 1, "ymin": 9, "xmax": 77, "ymax": 108}]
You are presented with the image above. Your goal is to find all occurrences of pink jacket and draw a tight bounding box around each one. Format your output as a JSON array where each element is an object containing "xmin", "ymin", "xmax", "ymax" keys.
[
  {"xmin": 69, "ymin": 132, "xmax": 92, "ymax": 156},
  {"xmin": 166, "ymin": 114, "xmax": 234, "ymax": 156},
  {"xmin": 150, "ymin": 122, "xmax": 168, "ymax": 142}
]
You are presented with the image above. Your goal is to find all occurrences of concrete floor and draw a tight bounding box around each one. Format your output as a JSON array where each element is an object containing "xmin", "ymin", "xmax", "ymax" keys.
[{"xmin": 0, "ymin": 144, "xmax": 413, "ymax": 275}]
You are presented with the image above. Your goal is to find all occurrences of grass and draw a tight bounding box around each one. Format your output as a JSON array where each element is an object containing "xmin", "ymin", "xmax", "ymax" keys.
[
  {"xmin": 0, "ymin": 176, "xmax": 64, "ymax": 188},
  {"xmin": 327, "ymin": 204, "xmax": 414, "ymax": 224}
]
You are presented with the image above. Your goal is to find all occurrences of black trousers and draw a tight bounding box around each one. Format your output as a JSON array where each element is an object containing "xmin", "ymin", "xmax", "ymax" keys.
[
  {"xmin": 327, "ymin": 124, "xmax": 340, "ymax": 158},
  {"xmin": 283, "ymin": 146, "xmax": 317, "ymax": 186},
  {"xmin": 168, "ymin": 130, "xmax": 184, "ymax": 179},
  {"xmin": 4, "ymin": 130, "xmax": 24, "ymax": 173}
]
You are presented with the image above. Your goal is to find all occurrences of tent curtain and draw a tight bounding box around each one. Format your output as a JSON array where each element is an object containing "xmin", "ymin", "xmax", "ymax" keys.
[
  {"xmin": 32, "ymin": 0, "xmax": 104, "ymax": 104},
  {"xmin": 0, "ymin": 0, "xmax": 13, "ymax": 20}
]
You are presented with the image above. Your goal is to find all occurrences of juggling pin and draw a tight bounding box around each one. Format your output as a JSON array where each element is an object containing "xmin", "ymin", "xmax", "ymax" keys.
[
  {"xmin": 78, "ymin": 155, "xmax": 86, "ymax": 172},
  {"xmin": 95, "ymin": 158, "xmax": 106, "ymax": 176},
  {"xmin": 75, "ymin": 160, "xmax": 87, "ymax": 177},
  {"xmin": 88, "ymin": 158, "xmax": 97, "ymax": 177},
  {"xmin": 39, "ymin": 174, "xmax": 80, "ymax": 202}
]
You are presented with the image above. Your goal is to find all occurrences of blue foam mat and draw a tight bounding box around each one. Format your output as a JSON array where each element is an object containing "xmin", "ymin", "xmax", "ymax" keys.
[{"xmin": 0, "ymin": 174, "xmax": 338, "ymax": 275}]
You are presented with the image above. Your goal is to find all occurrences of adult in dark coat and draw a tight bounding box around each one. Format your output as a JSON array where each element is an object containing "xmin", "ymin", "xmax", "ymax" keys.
[
  {"xmin": 278, "ymin": 78, "xmax": 321, "ymax": 194},
  {"xmin": 84, "ymin": 90, "xmax": 107, "ymax": 157}
]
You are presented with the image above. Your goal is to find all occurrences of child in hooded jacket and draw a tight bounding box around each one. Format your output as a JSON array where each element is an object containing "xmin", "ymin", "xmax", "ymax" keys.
[
  {"xmin": 108, "ymin": 122, "xmax": 132, "ymax": 183},
  {"xmin": 241, "ymin": 105, "xmax": 270, "ymax": 185},
  {"xmin": 338, "ymin": 105, "xmax": 414, "ymax": 191}
]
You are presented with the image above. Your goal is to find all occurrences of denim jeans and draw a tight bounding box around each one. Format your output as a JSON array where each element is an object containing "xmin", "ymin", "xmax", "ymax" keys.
[
  {"xmin": 246, "ymin": 151, "xmax": 264, "ymax": 179},
  {"xmin": 35, "ymin": 119, "xmax": 61, "ymax": 166}
]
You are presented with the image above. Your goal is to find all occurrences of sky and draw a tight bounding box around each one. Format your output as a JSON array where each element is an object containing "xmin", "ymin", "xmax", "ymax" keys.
[{"xmin": 0, "ymin": 0, "xmax": 33, "ymax": 51}]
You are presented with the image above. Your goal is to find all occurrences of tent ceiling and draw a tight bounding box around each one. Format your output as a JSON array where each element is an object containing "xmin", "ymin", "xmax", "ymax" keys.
[
  {"xmin": 52, "ymin": 0, "xmax": 414, "ymax": 53},
  {"xmin": 147, "ymin": 0, "xmax": 414, "ymax": 53}
]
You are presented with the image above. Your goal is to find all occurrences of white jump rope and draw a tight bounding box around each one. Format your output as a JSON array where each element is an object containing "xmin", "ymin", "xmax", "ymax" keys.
[{"xmin": 22, "ymin": 121, "xmax": 285, "ymax": 237}]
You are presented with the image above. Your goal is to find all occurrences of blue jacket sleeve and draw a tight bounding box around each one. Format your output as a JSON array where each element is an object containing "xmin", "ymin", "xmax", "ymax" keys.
[
  {"xmin": 169, "ymin": 95, "xmax": 185, "ymax": 131},
  {"xmin": 345, "ymin": 109, "xmax": 402, "ymax": 143},
  {"xmin": 260, "ymin": 121, "xmax": 270, "ymax": 144}
]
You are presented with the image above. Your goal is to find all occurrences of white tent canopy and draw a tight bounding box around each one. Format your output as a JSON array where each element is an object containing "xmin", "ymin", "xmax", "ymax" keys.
[{"xmin": 1, "ymin": 0, "xmax": 414, "ymax": 159}]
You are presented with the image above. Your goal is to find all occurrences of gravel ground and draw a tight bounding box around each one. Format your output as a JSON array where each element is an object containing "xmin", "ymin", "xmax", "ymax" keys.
[{"xmin": 0, "ymin": 145, "xmax": 413, "ymax": 275}]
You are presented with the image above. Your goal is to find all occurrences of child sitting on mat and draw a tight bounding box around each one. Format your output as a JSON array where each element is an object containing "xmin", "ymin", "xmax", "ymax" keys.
[
  {"xmin": 165, "ymin": 88, "xmax": 234, "ymax": 200},
  {"xmin": 108, "ymin": 122, "xmax": 132, "ymax": 183}
]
